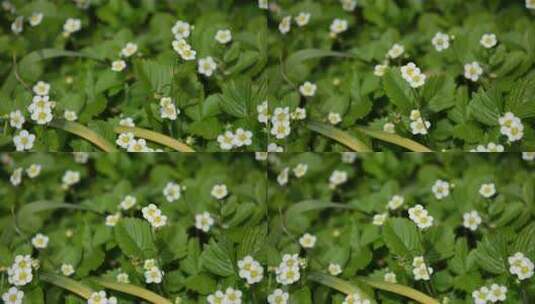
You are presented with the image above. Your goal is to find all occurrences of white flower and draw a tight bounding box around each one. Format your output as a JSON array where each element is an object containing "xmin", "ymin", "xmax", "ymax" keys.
[
  {"xmin": 388, "ymin": 44, "xmax": 404, "ymax": 59},
  {"xmin": 408, "ymin": 204, "xmax": 433, "ymax": 230},
  {"xmin": 149, "ymin": 213, "xmax": 167, "ymax": 229},
  {"xmin": 195, "ymin": 212, "xmax": 214, "ymax": 232},
  {"xmin": 255, "ymin": 152, "xmax": 268, "ymax": 161},
  {"xmin": 217, "ymin": 131, "xmax": 235, "ymax": 150},
  {"xmin": 224, "ymin": 288, "xmax": 242, "ymax": 304},
  {"xmin": 88, "ymin": 291, "xmax": 107, "ymax": 304},
  {"xmin": 172, "ymin": 39, "xmax": 190, "ymax": 53},
  {"xmin": 277, "ymin": 167, "xmax": 289, "ymax": 186},
  {"xmin": 111, "ymin": 60, "xmax": 127, "ymax": 72},
  {"xmin": 258, "ymin": 0, "xmax": 268, "ymax": 9},
  {"xmin": 30, "ymin": 108, "xmax": 53, "ymax": 125},
  {"xmin": 341, "ymin": 152, "xmax": 357, "ymax": 163},
  {"xmin": 160, "ymin": 97, "xmax": 179, "ymax": 120},
  {"xmin": 340, "ymin": 0, "xmax": 357, "ymax": 11},
  {"xmin": 271, "ymin": 121, "xmax": 291, "ymax": 139},
  {"xmin": 508, "ymin": 252, "xmax": 534, "ymax": 280},
  {"xmin": 13, "ymin": 130, "xmax": 35, "ymax": 151},
  {"xmin": 373, "ymin": 213, "xmax": 388, "ymax": 226},
  {"xmin": 480, "ymin": 33, "xmax": 497, "ymax": 49},
  {"xmin": 267, "ymin": 289, "xmax": 289, "ymax": 304},
  {"xmin": 61, "ymin": 264, "xmax": 75, "ymax": 276},
  {"xmin": 472, "ymin": 286, "xmax": 490, "ymax": 304},
  {"xmin": 268, "ymin": 143, "xmax": 284, "ymax": 153},
  {"xmin": 342, "ymin": 292, "xmax": 370, "ymax": 304},
  {"xmin": 299, "ymin": 233, "xmax": 317, "ymax": 248},
  {"xmin": 10, "ymin": 168, "xmax": 22, "ymax": 186},
  {"xmin": 328, "ymin": 112, "xmax": 342, "ymax": 125},
  {"xmin": 374, "ymin": 64, "xmax": 387, "ymax": 77},
  {"xmin": 293, "ymin": 163, "xmax": 308, "ymax": 178},
  {"xmin": 29, "ymin": 12, "xmax": 43, "ymax": 26},
  {"xmin": 215, "ymin": 29, "xmax": 232, "ymax": 44},
  {"xmin": 8, "ymin": 267, "xmax": 33, "ymax": 286},
  {"xmin": 116, "ymin": 132, "xmax": 135, "ymax": 149},
  {"xmin": 163, "ymin": 182, "xmax": 181, "ymax": 202},
  {"xmin": 523, "ymin": 152, "xmax": 535, "ymax": 161},
  {"xmin": 328, "ymin": 263, "xmax": 342, "ymax": 276},
  {"xmin": 2, "ymin": 287, "xmax": 24, "ymax": 304},
  {"xmin": 62, "ymin": 170, "xmax": 80, "ymax": 187},
  {"xmin": 172, "ymin": 20, "xmax": 191, "ymax": 39},
  {"xmin": 462, "ymin": 211, "xmax": 482, "ymax": 231},
  {"xmin": 211, "ymin": 184, "xmax": 228, "ymax": 200},
  {"xmin": 279, "ymin": 16, "xmax": 291, "ymax": 34},
  {"xmin": 488, "ymin": 284, "xmax": 507, "ymax": 302},
  {"xmin": 498, "ymin": 112, "xmax": 524, "ymax": 142},
  {"xmin": 33, "ymin": 81, "xmax": 50, "ymax": 96},
  {"xmin": 119, "ymin": 117, "xmax": 135, "ymax": 127},
  {"xmin": 412, "ymin": 257, "xmax": 433, "ymax": 281},
  {"xmin": 384, "ymin": 272, "xmax": 397, "ymax": 283},
  {"xmin": 207, "ymin": 290, "xmax": 225, "ymax": 304},
  {"xmin": 295, "ymin": 12, "xmax": 311, "ymax": 27},
  {"xmin": 64, "ymin": 110, "xmax": 78, "ymax": 121},
  {"xmin": 408, "ymin": 72, "xmax": 426, "ymax": 88},
  {"xmin": 198, "ymin": 56, "xmax": 217, "ymax": 77},
  {"xmin": 178, "ymin": 48, "xmax": 196, "ymax": 61},
  {"xmin": 144, "ymin": 259, "xmax": 157, "ymax": 270},
  {"xmin": 464, "ymin": 62, "xmax": 483, "ymax": 82},
  {"xmin": 145, "ymin": 266, "xmax": 164, "ymax": 284},
  {"xmin": 63, "ymin": 18, "xmax": 81, "ymax": 35},
  {"xmin": 117, "ymin": 272, "xmax": 130, "ymax": 283},
  {"xmin": 299, "ymin": 81, "xmax": 317, "ymax": 97},
  {"xmin": 330, "ymin": 18, "xmax": 348, "ymax": 35},
  {"xmin": 528, "ymin": 0, "xmax": 535, "ymax": 9},
  {"xmin": 232, "ymin": 128, "xmax": 253, "ymax": 147},
  {"xmin": 292, "ymin": 107, "xmax": 307, "ymax": 120},
  {"xmin": 127, "ymin": 138, "xmax": 149, "ymax": 152},
  {"xmin": 387, "ymin": 195, "xmax": 404, "ymax": 210},
  {"xmin": 73, "ymin": 152, "xmax": 89, "ymax": 164},
  {"xmin": 105, "ymin": 213, "xmax": 121, "ymax": 227},
  {"xmin": 9, "ymin": 110, "xmax": 25, "ymax": 129},
  {"xmin": 237, "ymin": 256, "xmax": 264, "ymax": 284},
  {"xmin": 432, "ymin": 179, "xmax": 450, "ymax": 199},
  {"xmin": 119, "ymin": 195, "xmax": 136, "ymax": 210},
  {"xmin": 276, "ymin": 265, "xmax": 301, "ymax": 285},
  {"xmin": 272, "ymin": 107, "xmax": 290, "ymax": 124},
  {"xmin": 142, "ymin": 204, "xmax": 161, "ymax": 221},
  {"xmin": 257, "ymin": 100, "xmax": 269, "ymax": 124},
  {"xmin": 329, "ymin": 170, "xmax": 347, "ymax": 188},
  {"xmin": 31, "ymin": 233, "xmax": 49, "ymax": 249},
  {"xmin": 26, "ymin": 164, "xmax": 41, "ymax": 178},
  {"xmin": 121, "ymin": 42, "xmax": 138, "ymax": 57},
  {"xmin": 410, "ymin": 118, "xmax": 431, "ymax": 135},
  {"xmin": 432, "ymin": 32, "xmax": 450, "ymax": 52},
  {"xmin": 11, "ymin": 16, "xmax": 24, "ymax": 34},
  {"xmin": 479, "ymin": 183, "xmax": 496, "ymax": 198},
  {"xmin": 383, "ymin": 122, "xmax": 395, "ymax": 134}
]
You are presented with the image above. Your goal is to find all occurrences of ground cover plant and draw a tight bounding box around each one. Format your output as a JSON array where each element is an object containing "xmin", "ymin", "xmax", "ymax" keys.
[
  {"xmin": 267, "ymin": 0, "xmax": 535, "ymax": 152},
  {"xmin": 0, "ymin": 1, "xmax": 268, "ymax": 152}
]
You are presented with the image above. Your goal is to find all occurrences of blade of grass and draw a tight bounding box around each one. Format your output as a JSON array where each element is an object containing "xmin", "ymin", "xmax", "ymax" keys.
[
  {"xmin": 309, "ymin": 272, "xmax": 439, "ymax": 304},
  {"xmin": 17, "ymin": 201, "xmax": 100, "ymax": 219},
  {"xmin": 356, "ymin": 127, "xmax": 433, "ymax": 152},
  {"xmin": 286, "ymin": 200, "xmax": 359, "ymax": 217},
  {"xmin": 50, "ymin": 120, "xmax": 118, "ymax": 152},
  {"xmin": 307, "ymin": 121, "xmax": 373, "ymax": 152},
  {"xmin": 93, "ymin": 278, "xmax": 172, "ymax": 304},
  {"xmin": 114, "ymin": 126, "xmax": 195, "ymax": 152},
  {"xmin": 41, "ymin": 273, "xmax": 94, "ymax": 299},
  {"xmin": 285, "ymin": 49, "xmax": 353, "ymax": 68}
]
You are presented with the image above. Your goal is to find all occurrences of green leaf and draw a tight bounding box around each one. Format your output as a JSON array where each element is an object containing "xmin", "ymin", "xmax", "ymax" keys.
[
  {"xmin": 467, "ymin": 88, "xmax": 502, "ymax": 126},
  {"xmin": 382, "ymin": 218, "xmax": 423, "ymax": 258},
  {"xmin": 218, "ymin": 78, "xmax": 266, "ymax": 118},
  {"xmin": 285, "ymin": 49, "xmax": 352, "ymax": 68},
  {"xmin": 383, "ymin": 69, "xmax": 414, "ymax": 113},
  {"xmin": 237, "ymin": 223, "xmax": 268, "ymax": 258},
  {"xmin": 184, "ymin": 273, "xmax": 217, "ymax": 295},
  {"xmin": 114, "ymin": 217, "xmax": 157, "ymax": 259},
  {"xmin": 200, "ymin": 239, "xmax": 235, "ymax": 277},
  {"xmin": 473, "ymin": 232, "xmax": 510, "ymax": 274}
]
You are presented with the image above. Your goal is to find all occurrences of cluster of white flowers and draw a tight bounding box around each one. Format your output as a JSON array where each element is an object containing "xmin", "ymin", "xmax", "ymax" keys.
[
  {"xmin": 31, "ymin": 233, "xmax": 49, "ymax": 249},
  {"xmin": 499, "ymin": 112, "xmax": 524, "ymax": 142},
  {"xmin": 462, "ymin": 210, "xmax": 482, "ymax": 231},
  {"xmin": 431, "ymin": 179, "xmax": 450, "ymax": 199},
  {"xmin": 172, "ymin": 20, "xmax": 196, "ymax": 60},
  {"xmin": 409, "ymin": 109, "xmax": 431, "ymax": 135},
  {"xmin": 277, "ymin": 167, "xmax": 289, "ymax": 186},
  {"xmin": 237, "ymin": 256, "xmax": 264, "ymax": 284},
  {"xmin": 257, "ymin": 100, "xmax": 269, "ymax": 124},
  {"xmin": 412, "ymin": 256, "xmax": 433, "ymax": 281},
  {"xmin": 62, "ymin": 170, "xmax": 80, "ymax": 189},
  {"xmin": 143, "ymin": 259, "xmax": 164, "ymax": 284},
  {"xmin": 111, "ymin": 41, "xmax": 138, "ymax": 72},
  {"xmin": 141, "ymin": 204, "xmax": 167, "ymax": 228},
  {"xmin": 207, "ymin": 288, "xmax": 242, "ymax": 304},
  {"xmin": 329, "ymin": 170, "xmax": 348, "ymax": 189},
  {"xmin": 472, "ymin": 284, "xmax": 507, "ymax": 304},
  {"xmin": 470, "ymin": 142, "xmax": 505, "ymax": 152},
  {"xmin": 163, "ymin": 181, "xmax": 181, "ymax": 202},
  {"xmin": 479, "ymin": 183, "xmax": 496, "ymax": 198},
  {"xmin": 401, "ymin": 62, "xmax": 426, "ymax": 88},
  {"xmin": 299, "ymin": 233, "xmax": 316, "ymax": 248},
  {"xmin": 87, "ymin": 290, "xmax": 117, "ymax": 304},
  {"xmin": 211, "ymin": 184, "xmax": 228, "ymax": 200},
  {"xmin": 2, "ymin": 287, "xmax": 24, "ymax": 304},
  {"xmin": 340, "ymin": 0, "xmax": 357, "ymax": 11},
  {"xmin": 63, "ymin": 18, "xmax": 81, "ymax": 37},
  {"xmin": 195, "ymin": 212, "xmax": 214, "ymax": 232},
  {"xmin": 9, "ymin": 163, "xmax": 41, "ymax": 186},
  {"xmin": 292, "ymin": 163, "xmax": 308, "ymax": 178},
  {"xmin": 115, "ymin": 132, "xmax": 146, "ymax": 152},
  {"xmin": 271, "ymin": 107, "xmax": 291, "ymax": 140},
  {"xmin": 388, "ymin": 43, "xmax": 405, "ymax": 59},
  {"xmin": 267, "ymin": 289, "xmax": 289, "ymax": 304},
  {"xmin": 342, "ymin": 290, "xmax": 371, "ymax": 304},
  {"xmin": 431, "ymin": 32, "xmax": 450, "ymax": 52},
  {"xmin": 408, "ymin": 204, "xmax": 434, "ymax": 230},
  {"xmin": 387, "ymin": 195, "xmax": 404, "ymax": 210},
  {"xmin": 217, "ymin": 128, "xmax": 253, "ymax": 150},
  {"xmin": 7, "ymin": 255, "xmax": 35, "ymax": 286},
  {"xmin": 464, "ymin": 62, "xmax": 483, "ymax": 82},
  {"xmin": 508, "ymin": 252, "xmax": 534, "ymax": 280},
  {"xmin": 275, "ymin": 254, "xmax": 303, "ymax": 285}
]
